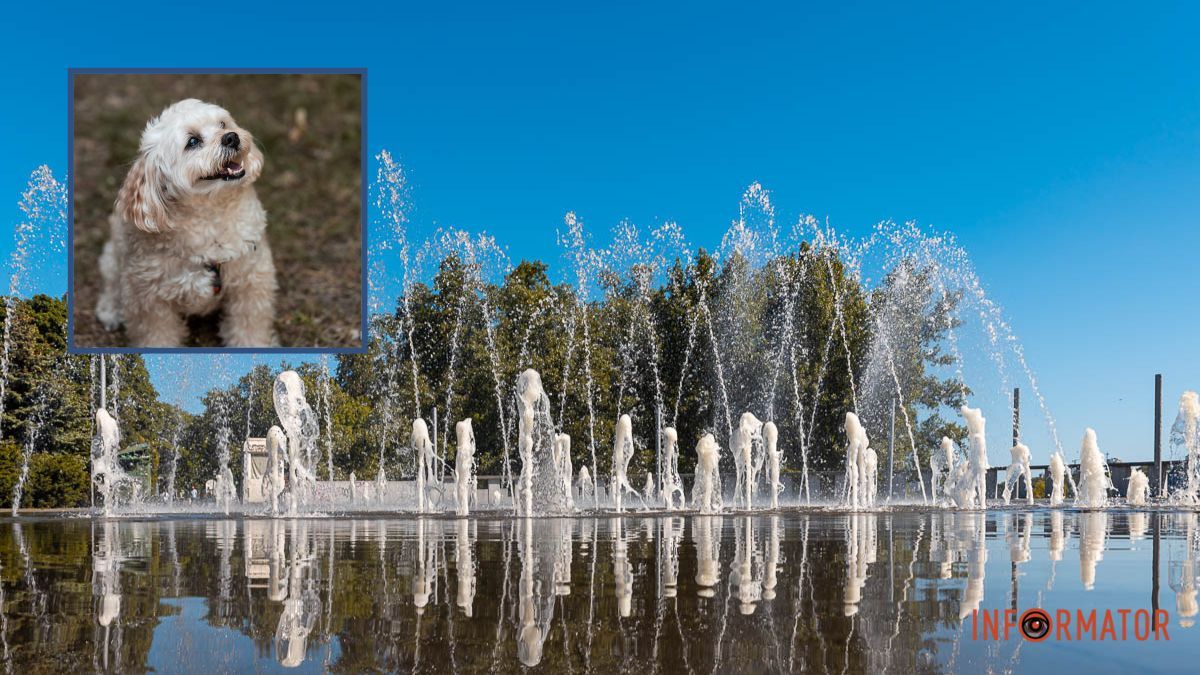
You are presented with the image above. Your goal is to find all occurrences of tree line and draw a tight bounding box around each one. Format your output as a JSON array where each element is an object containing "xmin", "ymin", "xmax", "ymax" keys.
[{"xmin": 0, "ymin": 244, "xmax": 962, "ymax": 508}]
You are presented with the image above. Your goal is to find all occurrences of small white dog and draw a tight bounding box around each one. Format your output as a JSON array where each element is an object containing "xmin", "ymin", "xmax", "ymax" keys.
[{"xmin": 96, "ymin": 98, "xmax": 278, "ymax": 347}]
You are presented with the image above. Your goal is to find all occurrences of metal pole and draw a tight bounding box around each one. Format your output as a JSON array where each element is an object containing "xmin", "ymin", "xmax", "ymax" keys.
[
  {"xmin": 887, "ymin": 397, "xmax": 896, "ymax": 500},
  {"xmin": 433, "ymin": 407, "xmax": 440, "ymax": 483},
  {"xmin": 1152, "ymin": 513, "xmax": 1161, "ymax": 613},
  {"xmin": 888, "ymin": 516, "xmax": 895, "ymax": 602},
  {"xmin": 1013, "ymin": 387, "xmax": 1020, "ymax": 499},
  {"xmin": 93, "ymin": 356, "xmax": 106, "ymax": 509},
  {"xmin": 655, "ymin": 405, "xmax": 662, "ymax": 498},
  {"xmin": 1012, "ymin": 387, "xmax": 1020, "ymax": 446},
  {"xmin": 1154, "ymin": 374, "xmax": 1163, "ymax": 497}
]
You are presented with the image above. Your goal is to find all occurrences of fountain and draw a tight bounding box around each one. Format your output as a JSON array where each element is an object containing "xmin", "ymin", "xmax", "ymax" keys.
[
  {"xmin": 843, "ymin": 412, "xmax": 869, "ymax": 509},
  {"xmin": 659, "ymin": 427, "xmax": 685, "ymax": 510},
  {"xmin": 411, "ymin": 418, "xmax": 434, "ymax": 512},
  {"xmin": 274, "ymin": 371, "xmax": 319, "ymax": 514},
  {"xmin": 1172, "ymin": 391, "xmax": 1200, "ymax": 504},
  {"xmin": 930, "ymin": 436, "xmax": 956, "ymax": 504},
  {"xmin": 1002, "ymin": 442, "xmax": 1033, "ymax": 506},
  {"xmin": 945, "ymin": 406, "xmax": 988, "ymax": 509},
  {"xmin": 373, "ymin": 466, "xmax": 386, "ymax": 505},
  {"xmin": 731, "ymin": 412, "xmax": 764, "ymax": 509},
  {"xmin": 611, "ymin": 414, "xmax": 641, "ymax": 513},
  {"xmin": 763, "ymin": 422, "xmax": 781, "ymax": 509},
  {"xmin": 455, "ymin": 418, "xmax": 476, "ymax": 516},
  {"xmin": 1128, "ymin": 467, "xmax": 1150, "ymax": 506},
  {"xmin": 553, "ymin": 433, "xmax": 574, "ymax": 511},
  {"xmin": 1049, "ymin": 451, "xmax": 1067, "ymax": 506},
  {"xmin": 863, "ymin": 445, "xmax": 878, "ymax": 507},
  {"xmin": 576, "ymin": 465, "xmax": 595, "ymax": 505},
  {"xmin": 1077, "ymin": 428, "xmax": 1113, "ymax": 508},
  {"xmin": 213, "ymin": 463, "xmax": 237, "ymax": 515},
  {"xmin": 264, "ymin": 426, "xmax": 287, "ymax": 515},
  {"xmin": 516, "ymin": 369, "xmax": 541, "ymax": 516},
  {"xmin": 515, "ymin": 369, "xmax": 571, "ymax": 515},
  {"xmin": 91, "ymin": 408, "xmax": 129, "ymax": 517},
  {"xmin": 692, "ymin": 433, "xmax": 722, "ymax": 514}
]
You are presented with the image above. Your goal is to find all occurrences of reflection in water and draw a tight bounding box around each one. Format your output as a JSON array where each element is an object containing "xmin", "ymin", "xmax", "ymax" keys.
[
  {"xmin": 1130, "ymin": 512, "xmax": 1149, "ymax": 543},
  {"xmin": 1079, "ymin": 511, "xmax": 1108, "ymax": 590},
  {"xmin": 93, "ymin": 521, "xmax": 123, "ymax": 671},
  {"xmin": 694, "ymin": 515, "xmax": 722, "ymax": 599},
  {"xmin": 658, "ymin": 516, "xmax": 682, "ymax": 599},
  {"xmin": 456, "ymin": 519, "xmax": 477, "ymax": 617},
  {"xmin": 1047, "ymin": 510, "xmax": 1066, "ymax": 590},
  {"xmin": 764, "ymin": 515, "xmax": 781, "ymax": 602},
  {"xmin": 732, "ymin": 516, "xmax": 761, "ymax": 615},
  {"xmin": 0, "ymin": 510, "xmax": 1197, "ymax": 671},
  {"xmin": 1173, "ymin": 514, "xmax": 1199, "ymax": 628},
  {"xmin": 958, "ymin": 512, "xmax": 987, "ymax": 620},
  {"xmin": 276, "ymin": 521, "xmax": 321, "ymax": 667},
  {"xmin": 612, "ymin": 518, "xmax": 633, "ymax": 619},
  {"xmin": 843, "ymin": 513, "xmax": 876, "ymax": 617},
  {"xmin": 517, "ymin": 518, "xmax": 573, "ymax": 666}
]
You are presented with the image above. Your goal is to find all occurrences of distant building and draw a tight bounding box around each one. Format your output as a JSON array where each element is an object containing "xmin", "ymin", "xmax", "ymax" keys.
[{"xmin": 242, "ymin": 438, "xmax": 267, "ymax": 503}]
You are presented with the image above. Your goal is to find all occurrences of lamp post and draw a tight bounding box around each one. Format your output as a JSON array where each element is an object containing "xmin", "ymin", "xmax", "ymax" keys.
[{"xmin": 1154, "ymin": 374, "xmax": 1163, "ymax": 497}]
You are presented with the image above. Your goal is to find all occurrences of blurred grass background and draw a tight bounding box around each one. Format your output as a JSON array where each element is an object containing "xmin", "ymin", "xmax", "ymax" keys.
[{"xmin": 72, "ymin": 73, "xmax": 362, "ymax": 348}]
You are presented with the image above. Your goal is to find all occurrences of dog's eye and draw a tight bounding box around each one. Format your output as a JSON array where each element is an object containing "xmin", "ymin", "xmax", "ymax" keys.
[{"xmin": 185, "ymin": 136, "xmax": 201, "ymax": 150}]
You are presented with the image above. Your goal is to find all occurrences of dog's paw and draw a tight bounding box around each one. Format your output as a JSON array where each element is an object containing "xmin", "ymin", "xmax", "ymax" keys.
[{"xmin": 95, "ymin": 304, "xmax": 122, "ymax": 331}]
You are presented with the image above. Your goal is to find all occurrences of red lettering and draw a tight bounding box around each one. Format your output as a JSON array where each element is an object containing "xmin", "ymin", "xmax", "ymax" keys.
[
  {"xmin": 1100, "ymin": 611, "xmax": 1116, "ymax": 640},
  {"xmin": 1135, "ymin": 609, "xmax": 1150, "ymax": 641},
  {"xmin": 1077, "ymin": 610, "xmax": 1096, "ymax": 640},
  {"xmin": 1056, "ymin": 609, "xmax": 1072, "ymax": 640},
  {"xmin": 982, "ymin": 609, "xmax": 999, "ymax": 641},
  {"xmin": 1155, "ymin": 609, "xmax": 1171, "ymax": 640}
]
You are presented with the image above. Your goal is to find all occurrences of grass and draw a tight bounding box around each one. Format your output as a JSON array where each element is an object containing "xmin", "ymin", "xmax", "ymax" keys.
[{"xmin": 71, "ymin": 73, "xmax": 363, "ymax": 348}]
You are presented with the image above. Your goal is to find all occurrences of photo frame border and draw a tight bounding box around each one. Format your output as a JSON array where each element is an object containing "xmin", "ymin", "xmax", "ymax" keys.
[{"xmin": 66, "ymin": 67, "xmax": 369, "ymax": 355}]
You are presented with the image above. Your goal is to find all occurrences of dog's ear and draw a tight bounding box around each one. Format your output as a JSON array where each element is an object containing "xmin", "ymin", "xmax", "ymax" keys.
[{"xmin": 115, "ymin": 154, "xmax": 172, "ymax": 233}]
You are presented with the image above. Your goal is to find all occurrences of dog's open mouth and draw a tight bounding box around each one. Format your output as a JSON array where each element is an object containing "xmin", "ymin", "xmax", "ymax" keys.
[{"xmin": 202, "ymin": 160, "xmax": 246, "ymax": 181}]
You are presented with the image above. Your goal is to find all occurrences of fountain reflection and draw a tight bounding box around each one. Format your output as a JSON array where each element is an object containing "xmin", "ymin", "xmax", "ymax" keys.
[
  {"xmin": 0, "ymin": 509, "xmax": 1185, "ymax": 672},
  {"xmin": 1080, "ymin": 511, "xmax": 1108, "ymax": 590},
  {"xmin": 93, "ymin": 521, "xmax": 124, "ymax": 671},
  {"xmin": 1171, "ymin": 513, "xmax": 1199, "ymax": 628}
]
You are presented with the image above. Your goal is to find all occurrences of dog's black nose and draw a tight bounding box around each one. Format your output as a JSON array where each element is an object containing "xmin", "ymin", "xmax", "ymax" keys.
[{"xmin": 221, "ymin": 132, "xmax": 240, "ymax": 149}]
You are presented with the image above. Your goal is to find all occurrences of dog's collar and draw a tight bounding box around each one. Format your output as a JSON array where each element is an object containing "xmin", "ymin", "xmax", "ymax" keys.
[{"xmin": 204, "ymin": 261, "xmax": 223, "ymax": 295}]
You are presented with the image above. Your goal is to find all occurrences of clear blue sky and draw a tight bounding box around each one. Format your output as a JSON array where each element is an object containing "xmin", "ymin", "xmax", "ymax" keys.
[{"xmin": 2, "ymin": 2, "xmax": 1198, "ymax": 462}]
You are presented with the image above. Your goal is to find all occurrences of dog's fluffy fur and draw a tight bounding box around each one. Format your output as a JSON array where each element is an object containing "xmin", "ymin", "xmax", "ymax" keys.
[{"xmin": 95, "ymin": 99, "xmax": 278, "ymax": 347}]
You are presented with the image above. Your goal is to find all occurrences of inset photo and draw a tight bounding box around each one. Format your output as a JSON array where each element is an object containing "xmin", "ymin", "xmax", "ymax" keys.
[{"xmin": 70, "ymin": 70, "xmax": 365, "ymax": 350}]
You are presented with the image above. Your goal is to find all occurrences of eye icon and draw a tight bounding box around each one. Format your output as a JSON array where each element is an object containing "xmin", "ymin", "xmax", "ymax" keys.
[{"xmin": 1020, "ymin": 608, "xmax": 1051, "ymax": 641}]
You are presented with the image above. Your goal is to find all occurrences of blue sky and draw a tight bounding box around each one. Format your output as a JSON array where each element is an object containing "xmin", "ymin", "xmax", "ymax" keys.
[{"xmin": 2, "ymin": 2, "xmax": 1198, "ymax": 462}]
